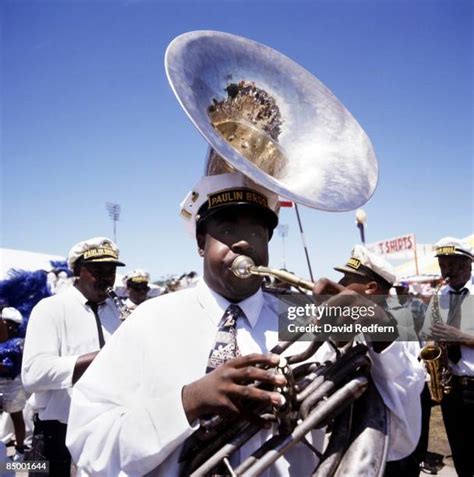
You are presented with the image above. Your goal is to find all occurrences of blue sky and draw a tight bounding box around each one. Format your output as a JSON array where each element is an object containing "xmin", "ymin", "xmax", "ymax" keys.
[{"xmin": 1, "ymin": 0, "xmax": 472, "ymax": 282}]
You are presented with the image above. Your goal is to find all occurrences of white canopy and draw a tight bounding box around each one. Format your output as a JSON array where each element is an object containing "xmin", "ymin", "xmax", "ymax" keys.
[{"xmin": 0, "ymin": 247, "xmax": 66, "ymax": 280}]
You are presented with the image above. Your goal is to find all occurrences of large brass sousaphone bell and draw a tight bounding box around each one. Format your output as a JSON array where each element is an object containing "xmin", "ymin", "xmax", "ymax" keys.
[{"xmin": 165, "ymin": 30, "xmax": 378, "ymax": 212}]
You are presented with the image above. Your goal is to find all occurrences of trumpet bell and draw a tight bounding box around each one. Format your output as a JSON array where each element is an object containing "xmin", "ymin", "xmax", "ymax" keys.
[{"xmin": 165, "ymin": 30, "xmax": 378, "ymax": 211}]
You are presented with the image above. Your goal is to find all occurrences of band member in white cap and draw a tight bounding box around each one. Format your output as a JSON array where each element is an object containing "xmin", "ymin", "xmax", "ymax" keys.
[
  {"xmin": 66, "ymin": 173, "xmax": 423, "ymax": 477},
  {"xmin": 123, "ymin": 269, "xmax": 151, "ymax": 311},
  {"xmin": 333, "ymin": 245, "xmax": 418, "ymax": 341},
  {"xmin": 22, "ymin": 237, "xmax": 125, "ymax": 476},
  {"xmin": 421, "ymin": 237, "xmax": 473, "ymax": 477},
  {"xmin": 332, "ymin": 246, "xmax": 424, "ymax": 477}
]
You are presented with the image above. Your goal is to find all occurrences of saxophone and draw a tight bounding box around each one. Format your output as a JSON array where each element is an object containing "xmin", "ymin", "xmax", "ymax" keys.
[
  {"xmin": 419, "ymin": 280, "xmax": 452, "ymax": 403},
  {"xmin": 105, "ymin": 287, "xmax": 133, "ymax": 321}
]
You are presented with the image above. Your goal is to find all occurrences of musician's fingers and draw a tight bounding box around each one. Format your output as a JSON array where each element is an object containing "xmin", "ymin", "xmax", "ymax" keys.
[
  {"xmin": 429, "ymin": 327, "xmax": 447, "ymax": 340},
  {"xmin": 232, "ymin": 366, "xmax": 287, "ymax": 386},
  {"xmin": 431, "ymin": 323, "xmax": 447, "ymax": 334},
  {"xmin": 229, "ymin": 384, "xmax": 285, "ymax": 408},
  {"xmin": 182, "ymin": 378, "xmax": 242, "ymax": 422},
  {"xmin": 230, "ymin": 353, "xmax": 281, "ymax": 369}
]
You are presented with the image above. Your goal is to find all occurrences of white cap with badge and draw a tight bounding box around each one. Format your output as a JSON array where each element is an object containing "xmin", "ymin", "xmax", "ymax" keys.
[
  {"xmin": 123, "ymin": 269, "xmax": 150, "ymax": 286},
  {"xmin": 67, "ymin": 237, "xmax": 125, "ymax": 270},
  {"xmin": 435, "ymin": 237, "xmax": 473, "ymax": 260},
  {"xmin": 334, "ymin": 244, "xmax": 397, "ymax": 287},
  {"xmin": 180, "ymin": 172, "xmax": 280, "ymax": 237}
]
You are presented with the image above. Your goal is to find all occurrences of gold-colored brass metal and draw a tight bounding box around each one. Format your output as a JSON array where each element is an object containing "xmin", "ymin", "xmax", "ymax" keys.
[
  {"xmin": 207, "ymin": 120, "xmax": 286, "ymax": 178},
  {"xmin": 420, "ymin": 280, "xmax": 452, "ymax": 403},
  {"xmin": 230, "ymin": 255, "xmax": 314, "ymax": 291}
]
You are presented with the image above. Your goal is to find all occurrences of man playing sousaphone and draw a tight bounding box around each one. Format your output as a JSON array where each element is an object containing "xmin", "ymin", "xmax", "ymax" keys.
[
  {"xmin": 65, "ymin": 172, "xmax": 423, "ymax": 476},
  {"xmin": 66, "ymin": 31, "xmax": 424, "ymax": 476}
]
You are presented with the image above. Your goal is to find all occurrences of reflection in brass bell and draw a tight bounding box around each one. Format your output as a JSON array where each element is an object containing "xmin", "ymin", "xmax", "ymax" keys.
[{"xmin": 165, "ymin": 30, "xmax": 378, "ymax": 212}]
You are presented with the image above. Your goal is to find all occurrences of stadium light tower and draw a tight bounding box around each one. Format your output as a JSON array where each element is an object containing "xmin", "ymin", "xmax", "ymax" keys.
[{"xmin": 106, "ymin": 202, "xmax": 121, "ymax": 243}]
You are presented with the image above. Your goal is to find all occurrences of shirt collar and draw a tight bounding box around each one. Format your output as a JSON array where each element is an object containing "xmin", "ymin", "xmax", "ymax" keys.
[
  {"xmin": 196, "ymin": 277, "xmax": 264, "ymax": 328},
  {"xmin": 446, "ymin": 280, "xmax": 472, "ymax": 295},
  {"xmin": 70, "ymin": 284, "xmax": 107, "ymax": 309}
]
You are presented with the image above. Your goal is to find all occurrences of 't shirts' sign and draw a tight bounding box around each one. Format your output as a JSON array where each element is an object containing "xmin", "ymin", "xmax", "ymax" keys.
[{"xmin": 367, "ymin": 233, "xmax": 415, "ymax": 257}]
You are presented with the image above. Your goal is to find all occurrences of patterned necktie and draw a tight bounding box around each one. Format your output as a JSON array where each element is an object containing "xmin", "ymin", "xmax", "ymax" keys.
[
  {"xmin": 446, "ymin": 289, "xmax": 468, "ymax": 363},
  {"xmin": 206, "ymin": 304, "xmax": 243, "ymax": 373}
]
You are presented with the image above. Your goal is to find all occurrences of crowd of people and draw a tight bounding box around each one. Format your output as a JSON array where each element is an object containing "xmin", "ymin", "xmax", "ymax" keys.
[{"xmin": 0, "ymin": 172, "xmax": 472, "ymax": 477}]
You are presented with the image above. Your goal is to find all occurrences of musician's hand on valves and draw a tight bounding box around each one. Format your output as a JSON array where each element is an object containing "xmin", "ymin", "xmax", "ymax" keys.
[{"xmin": 182, "ymin": 353, "xmax": 287, "ymax": 424}]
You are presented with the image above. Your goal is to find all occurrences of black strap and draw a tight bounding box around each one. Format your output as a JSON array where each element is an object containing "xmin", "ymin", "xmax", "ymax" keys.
[
  {"xmin": 86, "ymin": 301, "xmax": 105, "ymax": 348},
  {"xmin": 446, "ymin": 290, "xmax": 468, "ymax": 364}
]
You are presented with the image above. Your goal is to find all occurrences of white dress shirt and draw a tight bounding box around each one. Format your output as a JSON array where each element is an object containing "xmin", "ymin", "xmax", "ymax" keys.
[
  {"xmin": 66, "ymin": 278, "xmax": 423, "ymax": 476},
  {"xmin": 421, "ymin": 281, "xmax": 473, "ymax": 376},
  {"xmin": 21, "ymin": 285, "xmax": 122, "ymax": 424}
]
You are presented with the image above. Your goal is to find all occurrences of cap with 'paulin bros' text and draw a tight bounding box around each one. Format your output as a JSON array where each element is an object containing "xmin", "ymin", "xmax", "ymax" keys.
[
  {"xmin": 67, "ymin": 237, "xmax": 125, "ymax": 269},
  {"xmin": 180, "ymin": 172, "xmax": 280, "ymax": 237}
]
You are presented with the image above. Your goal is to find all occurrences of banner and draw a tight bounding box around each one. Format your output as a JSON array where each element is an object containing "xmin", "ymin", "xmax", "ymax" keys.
[{"xmin": 367, "ymin": 233, "xmax": 416, "ymax": 260}]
